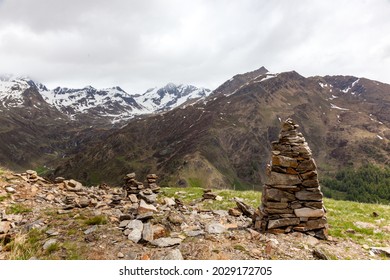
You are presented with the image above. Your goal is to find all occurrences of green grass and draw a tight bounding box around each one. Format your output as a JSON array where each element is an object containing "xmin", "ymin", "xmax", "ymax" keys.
[
  {"xmin": 325, "ymin": 198, "xmax": 390, "ymax": 246},
  {"xmin": 34, "ymin": 166, "xmax": 51, "ymax": 176},
  {"xmin": 188, "ymin": 178, "xmax": 202, "ymax": 188},
  {"xmin": 161, "ymin": 186, "xmax": 390, "ymax": 246},
  {"xmin": 45, "ymin": 242, "xmax": 60, "ymax": 254},
  {"xmin": 6, "ymin": 203, "xmax": 32, "ymax": 214},
  {"xmin": 0, "ymin": 194, "xmax": 11, "ymax": 202},
  {"xmin": 84, "ymin": 215, "xmax": 107, "ymax": 225},
  {"xmin": 5, "ymin": 229, "xmax": 44, "ymax": 260}
]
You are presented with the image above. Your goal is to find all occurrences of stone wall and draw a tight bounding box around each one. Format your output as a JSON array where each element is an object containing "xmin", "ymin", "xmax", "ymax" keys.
[{"xmin": 254, "ymin": 119, "xmax": 328, "ymax": 239}]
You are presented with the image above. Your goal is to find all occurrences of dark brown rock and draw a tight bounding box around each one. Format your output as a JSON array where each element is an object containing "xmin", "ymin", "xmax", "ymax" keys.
[
  {"xmin": 272, "ymin": 155, "xmax": 298, "ymax": 168},
  {"xmin": 296, "ymin": 159, "xmax": 317, "ymax": 173},
  {"xmin": 268, "ymin": 218, "xmax": 300, "ymax": 229},
  {"xmin": 265, "ymin": 172, "xmax": 301, "ymax": 185},
  {"xmin": 295, "ymin": 190, "xmax": 323, "ymax": 201},
  {"xmin": 263, "ymin": 187, "xmax": 296, "ymax": 202}
]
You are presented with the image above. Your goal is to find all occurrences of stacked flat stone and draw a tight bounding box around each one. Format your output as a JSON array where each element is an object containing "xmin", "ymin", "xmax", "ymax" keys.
[
  {"xmin": 123, "ymin": 173, "xmax": 145, "ymax": 195},
  {"xmin": 146, "ymin": 174, "xmax": 161, "ymax": 193},
  {"xmin": 254, "ymin": 119, "xmax": 328, "ymax": 239},
  {"xmin": 123, "ymin": 173, "xmax": 161, "ymax": 197}
]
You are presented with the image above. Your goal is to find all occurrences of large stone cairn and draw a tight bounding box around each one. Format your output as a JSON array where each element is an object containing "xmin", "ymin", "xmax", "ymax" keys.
[{"xmin": 254, "ymin": 119, "xmax": 328, "ymax": 239}]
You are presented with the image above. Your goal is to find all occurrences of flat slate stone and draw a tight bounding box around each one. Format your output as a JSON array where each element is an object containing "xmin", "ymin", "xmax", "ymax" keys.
[
  {"xmin": 294, "ymin": 208, "xmax": 325, "ymax": 218},
  {"xmin": 268, "ymin": 218, "xmax": 300, "ymax": 229},
  {"xmin": 265, "ymin": 172, "xmax": 301, "ymax": 186},
  {"xmin": 150, "ymin": 237, "xmax": 182, "ymax": 247},
  {"xmin": 205, "ymin": 223, "xmax": 226, "ymax": 234}
]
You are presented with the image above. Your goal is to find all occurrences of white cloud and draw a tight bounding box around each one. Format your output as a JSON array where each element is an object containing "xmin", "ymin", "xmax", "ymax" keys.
[{"xmin": 0, "ymin": 0, "xmax": 389, "ymax": 92}]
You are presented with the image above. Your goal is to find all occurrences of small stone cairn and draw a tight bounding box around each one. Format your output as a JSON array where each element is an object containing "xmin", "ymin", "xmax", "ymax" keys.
[
  {"xmin": 123, "ymin": 173, "xmax": 161, "ymax": 200},
  {"xmin": 254, "ymin": 119, "xmax": 328, "ymax": 239}
]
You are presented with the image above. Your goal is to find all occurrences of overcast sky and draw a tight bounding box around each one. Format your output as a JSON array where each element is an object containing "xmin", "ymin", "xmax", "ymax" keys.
[{"xmin": 1, "ymin": 0, "xmax": 390, "ymax": 93}]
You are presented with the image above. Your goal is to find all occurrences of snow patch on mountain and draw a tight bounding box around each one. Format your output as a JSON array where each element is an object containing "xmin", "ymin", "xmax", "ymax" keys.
[{"xmin": 0, "ymin": 75, "xmax": 30, "ymax": 107}]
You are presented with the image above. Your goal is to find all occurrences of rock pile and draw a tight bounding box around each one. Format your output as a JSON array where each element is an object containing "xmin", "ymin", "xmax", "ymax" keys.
[{"xmin": 254, "ymin": 119, "xmax": 328, "ymax": 239}]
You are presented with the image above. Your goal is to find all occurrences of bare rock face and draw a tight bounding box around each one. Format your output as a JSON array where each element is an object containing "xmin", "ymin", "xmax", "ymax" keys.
[{"xmin": 254, "ymin": 119, "xmax": 328, "ymax": 239}]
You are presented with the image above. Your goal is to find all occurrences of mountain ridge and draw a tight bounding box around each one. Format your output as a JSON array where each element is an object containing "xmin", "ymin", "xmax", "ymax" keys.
[{"xmin": 51, "ymin": 67, "xmax": 390, "ymax": 189}]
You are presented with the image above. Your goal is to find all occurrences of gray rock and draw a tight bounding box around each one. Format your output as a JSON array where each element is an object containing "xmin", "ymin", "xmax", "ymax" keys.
[
  {"xmin": 5, "ymin": 186, "xmax": 16, "ymax": 193},
  {"xmin": 138, "ymin": 199, "xmax": 157, "ymax": 213},
  {"xmin": 126, "ymin": 220, "xmax": 144, "ymax": 243},
  {"xmin": 164, "ymin": 197, "xmax": 176, "ymax": 206},
  {"xmin": 43, "ymin": 239, "xmax": 58, "ymax": 250},
  {"xmin": 212, "ymin": 210, "xmax": 229, "ymax": 217},
  {"xmin": 139, "ymin": 193, "xmax": 157, "ymax": 204},
  {"xmin": 205, "ymin": 223, "xmax": 226, "ymax": 234},
  {"xmin": 128, "ymin": 228, "xmax": 143, "ymax": 243},
  {"xmin": 294, "ymin": 208, "xmax": 325, "ymax": 218},
  {"xmin": 119, "ymin": 220, "xmax": 131, "ymax": 228},
  {"xmin": 84, "ymin": 225, "xmax": 98, "ymax": 235},
  {"xmin": 128, "ymin": 194, "xmax": 138, "ymax": 203},
  {"xmin": 142, "ymin": 223, "xmax": 154, "ymax": 242},
  {"xmin": 371, "ymin": 247, "xmax": 390, "ymax": 257},
  {"xmin": 162, "ymin": 249, "xmax": 184, "ymax": 260},
  {"xmin": 126, "ymin": 220, "xmax": 144, "ymax": 231},
  {"xmin": 151, "ymin": 237, "xmax": 182, "ymax": 247},
  {"xmin": 185, "ymin": 230, "xmax": 205, "ymax": 237},
  {"xmin": 45, "ymin": 229, "xmax": 60, "ymax": 236},
  {"xmin": 136, "ymin": 212, "xmax": 154, "ymax": 221}
]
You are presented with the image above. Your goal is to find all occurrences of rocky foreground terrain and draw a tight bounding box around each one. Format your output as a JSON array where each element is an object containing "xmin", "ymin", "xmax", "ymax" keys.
[{"xmin": 1, "ymin": 168, "xmax": 389, "ymax": 260}]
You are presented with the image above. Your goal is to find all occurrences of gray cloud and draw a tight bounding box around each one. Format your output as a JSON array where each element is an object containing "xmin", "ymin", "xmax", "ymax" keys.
[{"xmin": 0, "ymin": 0, "xmax": 389, "ymax": 92}]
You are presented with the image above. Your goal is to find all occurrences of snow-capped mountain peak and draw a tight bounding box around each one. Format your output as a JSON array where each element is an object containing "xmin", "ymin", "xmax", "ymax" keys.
[{"xmin": 134, "ymin": 83, "xmax": 211, "ymax": 112}]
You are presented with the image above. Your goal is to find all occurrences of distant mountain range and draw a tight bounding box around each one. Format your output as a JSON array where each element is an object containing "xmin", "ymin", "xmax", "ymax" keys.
[
  {"xmin": 0, "ymin": 74, "xmax": 211, "ymax": 125},
  {"xmin": 0, "ymin": 68, "xmax": 389, "ymax": 191},
  {"xmin": 0, "ymin": 74, "xmax": 211, "ymax": 170}
]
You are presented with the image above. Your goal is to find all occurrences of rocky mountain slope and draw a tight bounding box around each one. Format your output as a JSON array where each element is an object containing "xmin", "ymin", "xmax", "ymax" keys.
[
  {"xmin": 0, "ymin": 75, "xmax": 210, "ymax": 171},
  {"xmin": 53, "ymin": 67, "xmax": 390, "ymax": 188},
  {"xmin": 1, "ymin": 168, "xmax": 389, "ymax": 260}
]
